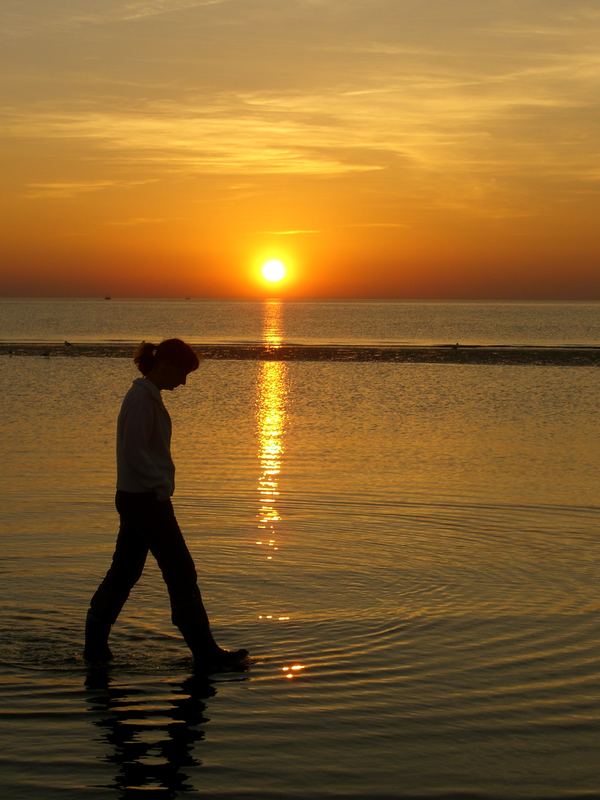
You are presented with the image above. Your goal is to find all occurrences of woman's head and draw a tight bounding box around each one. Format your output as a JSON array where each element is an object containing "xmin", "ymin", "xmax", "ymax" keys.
[{"xmin": 134, "ymin": 339, "xmax": 199, "ymax": 389}]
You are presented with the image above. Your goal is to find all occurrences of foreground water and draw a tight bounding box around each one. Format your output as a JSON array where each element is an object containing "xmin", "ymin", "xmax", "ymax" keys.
[{"xmin": 1, "ymin": 342, "xmax": 600, "ymax": 798}]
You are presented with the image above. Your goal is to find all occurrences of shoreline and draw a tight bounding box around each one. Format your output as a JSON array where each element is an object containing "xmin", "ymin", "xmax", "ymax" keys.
[{"xmin": 1, "ymin": 341, "xmax": 600, "ymax": 365}]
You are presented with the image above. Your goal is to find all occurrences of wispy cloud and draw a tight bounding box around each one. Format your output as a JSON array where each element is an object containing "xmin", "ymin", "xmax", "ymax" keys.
[
  {"xmin": 5, "ymin": 0, "xmax": 600, "ymax": 220},
  {"xmin": 108, "ymin": 216, "xmax": 186, "ymax": 226},
  {"xmin": 259, "ymin": 229, "xmax": 321, "ymax": 235},
  {"xmin": 24, "ymin": 179, "xmax": 154, "ymax": 198},
  {"xmin": 6, "ymin": 101, "xmax": 384, "ymax": 176},
  {"xmin": 24, "ymin": 180, "xmax": 118, "ymax": 198},
  {"xmin": 342, "ymin": 222, "xmax": 407, "ymax": 229},
  {"xmin": 73, "ymin": 0, "xmax": 229, "ymax": 25},
  {"xmin": 1, "ymin": 0, "xmax": 228, "ymax": 38}
]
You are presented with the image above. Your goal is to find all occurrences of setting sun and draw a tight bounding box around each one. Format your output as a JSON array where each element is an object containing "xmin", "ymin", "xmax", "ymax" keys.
[{"xmin": 261, "ymin": 260, "xmax": 287, "ymax": 283}]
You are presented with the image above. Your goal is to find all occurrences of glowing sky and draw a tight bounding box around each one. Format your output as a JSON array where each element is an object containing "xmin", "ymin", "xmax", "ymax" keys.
[{"xmin": 2, "ymin": 1, "xmax": 600, "ymax": 297}]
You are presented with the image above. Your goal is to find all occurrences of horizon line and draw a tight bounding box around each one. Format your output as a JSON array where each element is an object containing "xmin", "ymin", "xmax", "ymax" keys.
[{"xmin": 2, "ymin": 294, "xmax": 600, "ymax": 304}]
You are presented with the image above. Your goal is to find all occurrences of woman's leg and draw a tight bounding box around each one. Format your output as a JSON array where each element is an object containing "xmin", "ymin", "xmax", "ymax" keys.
[
  {"xmin": 143, "ymin": 499, "xmax": 214, "ymax": 636},
  {"xmin": 146, "ymin": 499, "xmax": 248, "ymax": 668},
  {"xmin": 84, "ymin": 492, "xmax": 151, "ymax": 660}
]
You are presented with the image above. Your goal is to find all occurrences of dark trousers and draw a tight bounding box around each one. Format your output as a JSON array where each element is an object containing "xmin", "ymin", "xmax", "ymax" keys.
[{"xmin": 89, "ymin": 491, "xmax": 212, "ymax": 635}]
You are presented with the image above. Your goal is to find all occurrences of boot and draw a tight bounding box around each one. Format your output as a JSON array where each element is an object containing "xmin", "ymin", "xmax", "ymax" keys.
[
  {"xmin": 83, "ymin": 610, "xmax": 113, "ymax": 663},
  {"xmin": 176, "ymin": 620, "xmax": 249, "ymax": 672}
]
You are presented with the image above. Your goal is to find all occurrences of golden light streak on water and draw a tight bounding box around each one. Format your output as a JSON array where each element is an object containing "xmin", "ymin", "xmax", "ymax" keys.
[
  {"xmin": 262, "ymin": 298, "xmax": 283, "ymax": 350},
  {"xmin": 256, "ymin": 301, "xmax": 287, "ymax": 567}
]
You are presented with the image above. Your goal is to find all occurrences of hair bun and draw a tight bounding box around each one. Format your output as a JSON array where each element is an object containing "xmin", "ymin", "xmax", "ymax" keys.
[
  {"xmin": 132, "ymin": 339, "xmax": 199, "ymax": 376},
  {"xmin": 133, "ymin": 341, "xmax": 158, "ymax": 375}
]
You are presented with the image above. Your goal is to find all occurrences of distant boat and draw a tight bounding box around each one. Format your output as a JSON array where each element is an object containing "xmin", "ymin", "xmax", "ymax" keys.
[{"xmin": 104, "ymin": 295, "xmax": 111, "ymax": 300}]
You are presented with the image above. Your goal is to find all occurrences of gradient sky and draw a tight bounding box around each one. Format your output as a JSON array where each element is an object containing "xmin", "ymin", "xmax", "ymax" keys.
[{"xmin": 2, "ymin": 0, "xmax": 600, "ymax": 298}]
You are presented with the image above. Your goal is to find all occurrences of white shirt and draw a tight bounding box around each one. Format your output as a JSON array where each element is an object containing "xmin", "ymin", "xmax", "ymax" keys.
[{"xmin": 116, "ymin": 378, "xmax": 175, "ymax": 500}]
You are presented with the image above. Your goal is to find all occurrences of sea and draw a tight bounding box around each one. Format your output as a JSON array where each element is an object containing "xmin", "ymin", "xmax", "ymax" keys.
[{"xmin": 1, "ymin": 298, "xmax": 600, "ymax": 799}]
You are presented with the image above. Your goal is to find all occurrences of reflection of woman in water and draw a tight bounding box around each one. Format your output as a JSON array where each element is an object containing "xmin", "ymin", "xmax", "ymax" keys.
[
  {"xmin": 84, "ymin": 338, "xmax": 248, "ymax": 671},
  {"xmin": 85, "ymin": 666, "xmax": 215, "ymax": 794}
]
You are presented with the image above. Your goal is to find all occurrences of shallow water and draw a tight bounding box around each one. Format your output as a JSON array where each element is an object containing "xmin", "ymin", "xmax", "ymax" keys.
[{"xmin": 1, "ymin": 353, "xmax": 600, "ymax": 799}]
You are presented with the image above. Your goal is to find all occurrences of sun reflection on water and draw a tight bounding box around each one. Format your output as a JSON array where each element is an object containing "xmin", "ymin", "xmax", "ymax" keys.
[
  {"xmin": 256, "ymin": 301, "xmax": 296, "ymax": 639},
  {"xmin": 263, "ymin": 298, "xmax": 284, "ymax": 350},
  {"xmin": 256, "ymin": 301, "xmax": 287, "ymax": 566},
  {"xmin": 282, "ymin": 664, "xmax": 306, "ymax": 680}
]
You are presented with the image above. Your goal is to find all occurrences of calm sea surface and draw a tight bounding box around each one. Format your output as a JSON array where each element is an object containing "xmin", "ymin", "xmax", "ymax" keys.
[
  {"xmin": 1, "ymin": 300, "xmax": 600, "ymax": 799},
  {"xmin": 1, "ymin": 297, "xmax": 600, "ymax": 346}
]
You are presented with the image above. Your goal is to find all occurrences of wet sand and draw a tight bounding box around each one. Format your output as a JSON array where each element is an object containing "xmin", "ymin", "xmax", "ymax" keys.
[{"xmin": 1, "ymin": 341, "xmax": 600, "ymax": 365}]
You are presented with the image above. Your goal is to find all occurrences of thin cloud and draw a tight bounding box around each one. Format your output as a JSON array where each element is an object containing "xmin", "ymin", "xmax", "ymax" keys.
[
  {"xmin": 108, "ymin": 216, "xmax": 186, "ymax": 226},
  {"xmin": 1, "ymin": 0, "xmax": 229, "ymax": 36},
  {"xmin": 342, "ymin": 222, "xmax": 407, "ymax": 229},
  {"xmin": 7, "ymin": 104, "xmax": 384, "ymax": 176},
  {"xmin": 259, "ymin": 229, "xmax": 321, "ymax": 236},
  {"xmin": 75, "ymin": 0, "xmax": 229, "ymax": 24},
  {"xmin": 5, "ymin": 0, "xmax": 600, "ymax": 215},
  {"xmin": 24, "ymin": 181, "xmax": 118, "ymax": 198},
  {"xmin": 24, "ymin": 179, "xmax": 155, "ymax": 198}
]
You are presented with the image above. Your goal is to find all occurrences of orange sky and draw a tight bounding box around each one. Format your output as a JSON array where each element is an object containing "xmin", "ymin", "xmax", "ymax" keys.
[{"xmin": 2, "ymin": 1, "xmax": 600, "ymax": 299}]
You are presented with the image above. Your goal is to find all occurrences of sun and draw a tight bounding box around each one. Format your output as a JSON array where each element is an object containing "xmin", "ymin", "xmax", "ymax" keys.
[{"xmin": 261, "ymin": 259, "xmax": 287, "ymax": 283}]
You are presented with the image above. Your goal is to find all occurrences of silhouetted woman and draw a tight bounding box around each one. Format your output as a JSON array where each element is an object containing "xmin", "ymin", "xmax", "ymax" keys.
[{"xmin": 84, "ymin": 338, "xmax": 248, "ymax": 670}]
